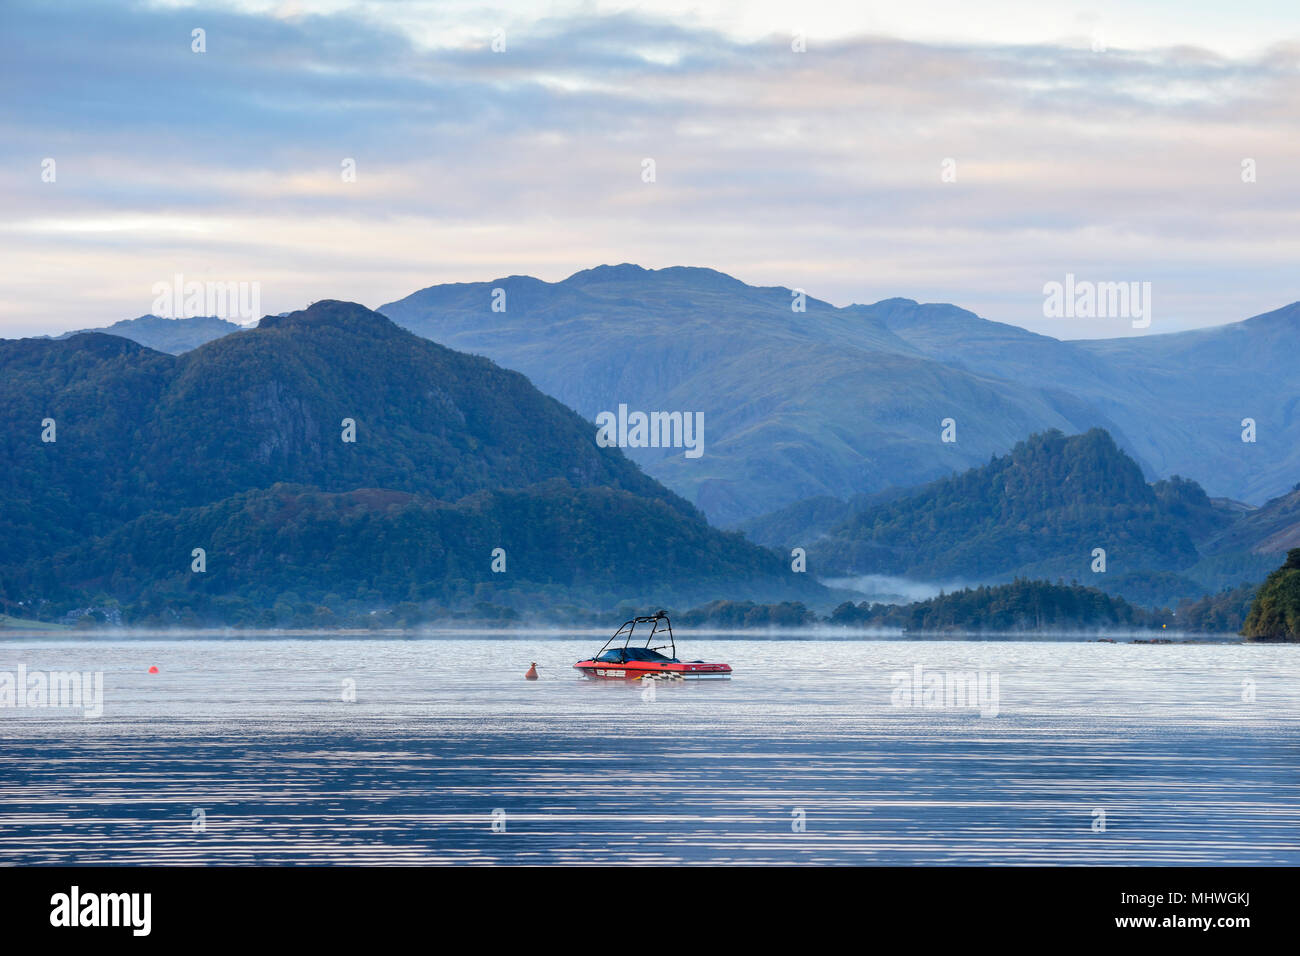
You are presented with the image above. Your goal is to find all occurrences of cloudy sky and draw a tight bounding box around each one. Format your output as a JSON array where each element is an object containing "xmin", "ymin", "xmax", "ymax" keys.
[{"xmin": 2, "ymin": 0, "xmax": 1297, "ymax": 338}]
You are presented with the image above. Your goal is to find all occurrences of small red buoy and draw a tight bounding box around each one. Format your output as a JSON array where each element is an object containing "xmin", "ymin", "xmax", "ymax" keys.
[
  {"xmin": 148, "ymin": 666, "xmax": 159, "ymax": 674},
  {"xmin": 525, "ymin": 662, "xmax": 538, "ymax": 680}
]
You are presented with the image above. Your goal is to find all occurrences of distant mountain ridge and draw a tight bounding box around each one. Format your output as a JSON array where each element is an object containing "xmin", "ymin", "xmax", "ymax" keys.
[
  {"xmin": 39, "ymin": 266, "xmax": 1300, "ymax": 525},
  {"xmin": 380, "ymin": 266, "xmax": 1141, "ymax": 524},
  {"xmin": 54, "ymin": 314, "xmax": 244, "ymax": 353},
  {"xmin": 1201, "ymin": 485, "xmax": 1300, "ymax": 556},
  {"xmin": 379, "ymin": 266, "xmax": 1300, "ymax": 522}
]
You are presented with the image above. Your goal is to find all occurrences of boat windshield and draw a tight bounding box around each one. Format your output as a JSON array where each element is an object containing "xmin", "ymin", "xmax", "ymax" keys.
[{"xmin": 596, "ymin": 647, "xmax": 677, "ymax": 663}]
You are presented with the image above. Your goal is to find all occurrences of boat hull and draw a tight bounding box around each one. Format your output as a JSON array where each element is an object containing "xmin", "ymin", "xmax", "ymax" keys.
[{"xmin": 573, "ymin": 660, "xmax": 732, "ymax": 681}]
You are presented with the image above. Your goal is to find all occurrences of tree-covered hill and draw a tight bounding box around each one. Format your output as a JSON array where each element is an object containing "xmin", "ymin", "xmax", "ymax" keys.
[
  {"xmin": 7, "ymin": 481, "xmax": 801, "ymax": 626},
  {"xmin": 0, "ymin": 302, "xmax": 813, "ymax": 623},
  {"xmin": 1241, "ymin": 549, "xmax": 1300, "ymax": 641},
  {"xmin": 811, "ymin": 429, "xmax": 1207, "ymax": 581},
  {"xmin": 0, "ymin": 302, "xmax": 684, "ymax": 562}
]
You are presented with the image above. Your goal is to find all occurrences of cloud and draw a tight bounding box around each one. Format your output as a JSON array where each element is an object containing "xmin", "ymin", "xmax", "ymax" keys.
[{"xmin": 1, "ymin": 0, "xmax": 1297, "ymax": 336}]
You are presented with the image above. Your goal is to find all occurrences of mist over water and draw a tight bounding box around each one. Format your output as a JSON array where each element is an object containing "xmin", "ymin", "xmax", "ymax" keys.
[
  {"xmin": 1, "ymin": 635, "xmax": 1297, "ymax": 865},
  {"xmin": 821, "ymin": 574, "xmax": 979, "ymax": 604}
]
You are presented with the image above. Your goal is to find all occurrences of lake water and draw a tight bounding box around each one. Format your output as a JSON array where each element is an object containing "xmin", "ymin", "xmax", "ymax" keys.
[{"xmin": 1, "ymin": 634, "xmax": 1298, "ymax": 865}]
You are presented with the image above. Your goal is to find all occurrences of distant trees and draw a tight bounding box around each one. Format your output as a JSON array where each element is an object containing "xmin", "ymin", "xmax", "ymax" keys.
[
  {"xmin": 676, "ymin": 600, "xmax": 816, "ymax": 628},
  {"xmin": 7, "ymin": 482, "xmax": 802, "ymax": 626},
  {"xmin": 1176, "ymin": 583, "xmax": 1257, "ymax": 634},
  {"xmin": 827, "ymin": 579, "xmax": 1170, "ymax": 631},
  {"xmin": 675, "ymin": 580, "xmax": 1176, "ymax": 632}
]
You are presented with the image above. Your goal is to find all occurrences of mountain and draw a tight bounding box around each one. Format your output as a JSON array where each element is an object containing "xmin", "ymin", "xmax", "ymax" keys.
[
  {"xmin": 747, "ymin": 466, "xmax": 1283, "ymax": 610},
  {"xmin": 1200, "ymin": 484, "xmax": 1300, "ymax": 556},
  {"xmin": 810, "ymin": 429, "xmax": 1207, "ymax": 583},
  {"xmin": 778, "ymin": 426, "xmax": 1285, "ymax": 609},
  {"xmin": 1075, "ymin": 303, "xmax": 1300, "ymax": 505},
  {"xmin": 0, "ymin": 302, "xmax": 812, "ymax": 623},
  {"xmin": 737, "ymin": 495, "xmax": 859, "ymax": 550},
  {"xmin": 55, "ymin": 314, "xmax": 244, "ymax": 353},
  {"xmin": 857, "ymin": 298, "xmax": 1128, "ymax": 397},
  {"xmin": 381, "ymin": 266, "xmax": 1300, "ymax": 524},
  {"xmin": 862, "ymin": 298, "xmax": 1300, "ymax": 507},
  {"xmin": 1, "ymin": 303, "xmax": 675, "ymax": 563},
  {"xmin": 380, "ymin": 266, "xmax": 1130, "ymax": 525},
  {"xmin": 37, "ymin": 268, "xmax": 1300, "ymax": 531}
]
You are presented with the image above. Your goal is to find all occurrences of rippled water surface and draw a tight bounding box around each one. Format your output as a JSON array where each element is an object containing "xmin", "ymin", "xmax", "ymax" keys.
[{"xmin": 1, "ymin": 635, "xmax": 1298, "ymax": 865}]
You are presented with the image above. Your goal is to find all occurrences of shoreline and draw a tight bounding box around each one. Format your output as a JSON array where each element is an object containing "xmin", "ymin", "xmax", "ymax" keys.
[{"xmin": 0, "ymin": 626, "xmax": 1264, "ymax": 643}]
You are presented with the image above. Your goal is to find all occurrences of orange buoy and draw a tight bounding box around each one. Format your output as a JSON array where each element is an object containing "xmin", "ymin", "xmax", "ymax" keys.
[
  {"xmin": 148, "ymin": 666, "xmax": 159, "ymax": 674},
  {"xmin": 525, "ymin": 662, "xmax": 539, "ymax": 680}
]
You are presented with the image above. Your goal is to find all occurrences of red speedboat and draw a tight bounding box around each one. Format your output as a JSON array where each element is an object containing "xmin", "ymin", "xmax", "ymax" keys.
[{"xmin": 574, "ymin": 611, "xmax": 732, "ymax": 681}]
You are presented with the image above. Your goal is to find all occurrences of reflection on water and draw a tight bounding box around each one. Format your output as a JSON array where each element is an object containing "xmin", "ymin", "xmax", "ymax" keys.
[{"xmin": 1, "ymin": 636, "xmax": 1297, "ymax": 864}]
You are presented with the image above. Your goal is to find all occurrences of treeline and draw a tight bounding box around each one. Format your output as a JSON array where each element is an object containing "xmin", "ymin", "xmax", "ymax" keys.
[
  {"xmin": 2, "ymin": 482, "xmax": 809, "ymax": 627},
  {"xmin": 827, "ymin": 579, "xmax": 1172, "ymax": 631},
  {"xmin": 684, "ymin": 578, "xmax": 1274, "ymax": 635},
  {"xmin": 9, "ymin": 575, "xmax": 1264, "ymax": 634},
  {"xmin": 669, "ymin": 580, "xmax": 1174, "ymax": 632},
  {"xmin": 1175, "ymin": 582, "xmax": 1258, "ymax": 634},
  {"xmin": 675, "ymin": 600, "xmax": 819, "ymax": 628}
]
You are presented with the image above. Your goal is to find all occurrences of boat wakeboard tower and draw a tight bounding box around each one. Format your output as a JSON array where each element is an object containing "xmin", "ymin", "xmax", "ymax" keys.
[{"xmin": 573, "ymin": 610, "xmax": 732, "ymax": 681}]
